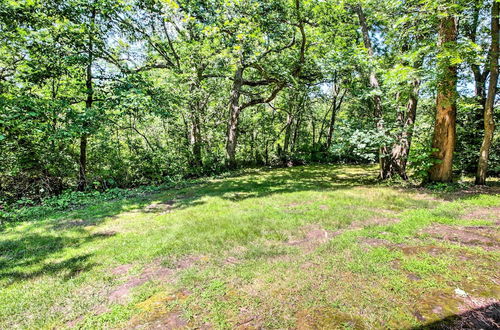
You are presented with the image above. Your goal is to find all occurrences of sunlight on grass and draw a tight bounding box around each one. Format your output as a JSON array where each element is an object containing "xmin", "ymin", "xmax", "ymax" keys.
[{"xmin": 0, "ymin": 165, "xmax": 498, "ymax": 329}]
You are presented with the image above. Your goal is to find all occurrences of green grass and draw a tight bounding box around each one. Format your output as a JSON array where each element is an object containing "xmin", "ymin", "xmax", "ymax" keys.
[{"xmin": 1, "ymin": 165, "xmax": 499, "ymax": 329}]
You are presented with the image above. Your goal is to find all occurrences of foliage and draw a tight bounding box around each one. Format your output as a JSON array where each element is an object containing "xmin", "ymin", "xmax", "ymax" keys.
[
  {"xmin": 0, "ymin": 178, "xmax": 198, "ymax": 224},
  {"xmin": 1, "ymin": 0, "xmax": 498, "ymax": 204}
]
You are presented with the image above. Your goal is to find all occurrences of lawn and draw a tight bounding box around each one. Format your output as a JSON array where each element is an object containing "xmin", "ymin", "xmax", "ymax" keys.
[{"xmin": 1, "ymin": 165, "xmax": 499, "ymax": 329}]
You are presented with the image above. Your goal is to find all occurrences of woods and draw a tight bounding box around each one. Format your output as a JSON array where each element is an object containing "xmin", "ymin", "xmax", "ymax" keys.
[
  {"xmin": 1, "ymin": 1, "xmax": 500, "ymax": 328},
  {"xmin": 1, "ymin": 0, "xmax": 499, "ymax": 204}
]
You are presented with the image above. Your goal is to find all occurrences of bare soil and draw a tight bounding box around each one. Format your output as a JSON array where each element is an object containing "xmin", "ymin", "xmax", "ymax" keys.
[{"xmin": 421, "ymin": 224, "xmax": 499, "ymax": 251}]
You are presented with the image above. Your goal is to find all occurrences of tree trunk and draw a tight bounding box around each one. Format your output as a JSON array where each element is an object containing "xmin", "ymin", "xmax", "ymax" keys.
[
  {"xmin": 188, "ymin": 80, "xmax": 203, "ymax": 168},
  {"xmin": 326, "ymin": 103, "xmax": 337, "ymax": 150},
  {"xmin": 354, "ymin": 4, "xmax": 389, "ymax": 179},
  {"xmin": 476, "ymin": 0, "xmax": 499, "ymax": 185},
  {"xmin": 282, "ymin": 112, "xmax": 293, "ymax": 162},
  {"xmin": 225, "ymin": 67, "xmax": 244, "ymax": 169},
  {"xmin": 77, "ymin": 134, "xmax": 88, "ymax": 191},
  {"xmin": 326, "ymin": 88, "xmax": 345, "ymax": 149},
  {"xmin": 189, "ymin": 112, "xmax": 202, "ymax": 167},
  {"xmin": 78, "ymin": 8, "xmax": 95, "ymax": 191},
  {"xmin": 389, "ymin": 78, "xmax": 420, "ymax": 180},
  {"xmin": 470, "ymin": 0, "xmax": 487, "ymax": 108},
  {"xmin": 429, "ymin": 15, "xmax": 459, "ymax": 182},
  {"xmin": 291, "ymin": 110, "xmax": 302, "ymax": 153}
]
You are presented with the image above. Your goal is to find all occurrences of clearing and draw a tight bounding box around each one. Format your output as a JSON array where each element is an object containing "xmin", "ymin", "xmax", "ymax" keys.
[{"xmin": 1, "ymin": 165, "xmax": 499, "ymax": 329}]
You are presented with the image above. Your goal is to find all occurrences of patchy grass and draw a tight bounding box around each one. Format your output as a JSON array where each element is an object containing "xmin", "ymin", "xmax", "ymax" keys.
[{"xmin": 0, "ymin": 165, "xmax": 499, "ymax": 329}]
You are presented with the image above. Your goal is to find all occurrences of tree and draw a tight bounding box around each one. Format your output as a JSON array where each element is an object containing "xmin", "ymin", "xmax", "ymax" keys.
[
  {"xmin": 428, "ymin": 10, "xmax": 459, "ymax": 182},
  {"xmin": 353, "ymin": 3, "xmax": 390, "ymax": 179},
  {"xmin": 476, "ymin": 0, "xmax": 499, "ymax": 185},
  {"xmin": 222, "ymin": 0, "xmax": 308, "ymax": 168}
]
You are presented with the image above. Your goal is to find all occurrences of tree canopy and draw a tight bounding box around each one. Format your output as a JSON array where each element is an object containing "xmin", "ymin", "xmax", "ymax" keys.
[{"xmin": 1, "ymin": 0, "xmax": 499, "ymax": 203}]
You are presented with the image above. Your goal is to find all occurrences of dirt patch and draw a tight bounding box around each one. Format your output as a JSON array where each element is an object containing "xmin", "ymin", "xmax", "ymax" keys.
[
  {"xmin": 55, "ymin": 219, "xmax": 95, "ymax": 229},
  {"xmin": 462, "ymin": 207, "xmax": 500, "ymax": 223},
  {"xmin": 175, "ymin": 255, "xmax": 203, "ymax": 269},
  {"xmin": 225, "ymin": 256, "xmax": 240, "ymax": 265},
  {"xmin": 407, "ymin": 273, "xmax": 422, "ymax": 281},
  {"xmin": 145, "ymin": 200, "xmax": 176, "ymax": 214},
  {"xmin": 111, "ymin": 264, "xmax": 133, "ymax": 276},
  {"xmin": 284, "ymin": 201, "xmax": 313, "ymax": 213},
  {"xmin": 296, "ymin": 307, "xmax": 365, "ymax": 329},
  {"xmin": 286, "ymin": 225, "xmax": 334, "ymax": 251},
  {"xmin": 421, "ymin": 224, "xmax": 499, "ymax": 251},
  {"xmin": 235, "ymin": 307, "xmax": 262, "ymax": 329},
  {"xmin": 443, "ymin": 185, "xmax": 500, "ymax": 201},
  {"xmin": 93, "ymin": 304, "xmax": 110, "ymax": 316},
  {"xmin": 93, "ymin": 230, "xmax": 118, "ymax": 237},
  {"xmin": 65, "ymin": 315, "xmax": 84, "ymax": 328},
  {"xmin": 108, "ymin": 256, "xmax": 202, "ymax": 304}
]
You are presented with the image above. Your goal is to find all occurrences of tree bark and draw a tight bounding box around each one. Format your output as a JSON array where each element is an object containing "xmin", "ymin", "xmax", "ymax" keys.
[
  {"xmin": 78, "ymin": 8, "xmax": 95, "ymax": 191},
  {"xmin": 282, "ymin": 112, "xmax": 293, "ymax": 162},
  {"xmin": 225, "ymin": 67, "xmax": 244, "ymax": 169},
  {"xmin": 476, "ymin": 0, "xmax": 499, "ymax": 185},
  {"xmin": 326, "ymin": 85, "xmax": 346, "ymax": 149},
  {"xmin": 188, "ymin": 75, "xmax": 203, "ymax": 168},
  {"xmin": 354, "ymin": 4, "xmax": 389, "ymax": 179},
  {"xmin": 469, "ymin": 0, "xmax": 488, "ymax": 109},
  {"xmin": 429, "ymin": 15, "xmax": 459, "ymax": 182},
  {"xmin": 77, "ymin": 134, "xmax": 88, "ymax": 191},
  {"xmin": 388, "ymin": 78, "xmax": 420, "ymax": 180},
  {"xmin": 291, "ymin": 109, "xmax": 302, "ymax": 153}
]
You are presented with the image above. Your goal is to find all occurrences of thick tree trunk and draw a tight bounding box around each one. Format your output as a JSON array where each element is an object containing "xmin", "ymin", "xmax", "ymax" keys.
[
  {"xmin": 429, "ymin": 15, "xmax": 459, "ymax": 182},
  {"xmin": 225, "ymin": 67, "xmax": 244, "ymax": 169},
  {"xmin": 354, "ymin": 4, "xmax": 389, "ymax": 179},
  {"xmin": 476, "ymin": 0, "xmax": 499, "ymax": 185}
]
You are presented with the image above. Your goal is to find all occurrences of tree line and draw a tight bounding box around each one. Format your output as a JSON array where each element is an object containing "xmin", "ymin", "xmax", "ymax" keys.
[{"xmin": 0, "ymin": 0, "xmax": 498, "ymax": 203}]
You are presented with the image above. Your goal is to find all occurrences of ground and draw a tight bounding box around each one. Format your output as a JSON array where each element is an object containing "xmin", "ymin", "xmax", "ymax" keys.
[{"xmin": 0, "ymin": 165, "xmax": 499, "ymax": 329}]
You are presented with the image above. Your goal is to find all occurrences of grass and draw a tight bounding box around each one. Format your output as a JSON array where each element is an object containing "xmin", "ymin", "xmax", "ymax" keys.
[{"xmin": 0, "ymin": 165, "xmax": 499, "ymax": 329}]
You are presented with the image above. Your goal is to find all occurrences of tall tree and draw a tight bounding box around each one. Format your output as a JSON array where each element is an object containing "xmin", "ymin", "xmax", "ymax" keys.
[
  {"xmin": 353, "ymin": 3, "xmax": 390, "ymax": 179},
  {"xmin": 428, "ymin": 11, "xmax": 459, "ymax": 182},
  {"xmin": 476, "ymin": 0, "xmax": 499, "ymax": 185},
  {"xmin": 77, "ymin": 6, "xmax": 96, "ymax": 191},
  {"xmin": 223, "ymin": 0, "xmax": 308, "ymax": 168}
]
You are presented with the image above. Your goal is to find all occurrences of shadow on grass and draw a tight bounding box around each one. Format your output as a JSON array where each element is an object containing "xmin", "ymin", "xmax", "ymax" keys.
[
  {"xmin": 0, "ymin": 232, "xmax": 113, "ymax": 284},
  {"xmin": 412, "ymin": 302, "xmax": 500, "ymax": 329},
  {"xmin": 144, "ymin": 165, "xmax": 385, "ymax": 212},
  {"xmin": 1, "ymin": 164, "xmax": 497, "ymax": 285}
]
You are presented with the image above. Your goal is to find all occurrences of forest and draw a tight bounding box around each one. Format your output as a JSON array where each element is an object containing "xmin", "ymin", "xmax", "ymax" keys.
[
  {"xmin": 0, "ymin": 0, "xmax": 499, "ymax": 329},
  {"xmin": 1, "ymin": 0, "xmax": 498, "ymax": 206}
]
